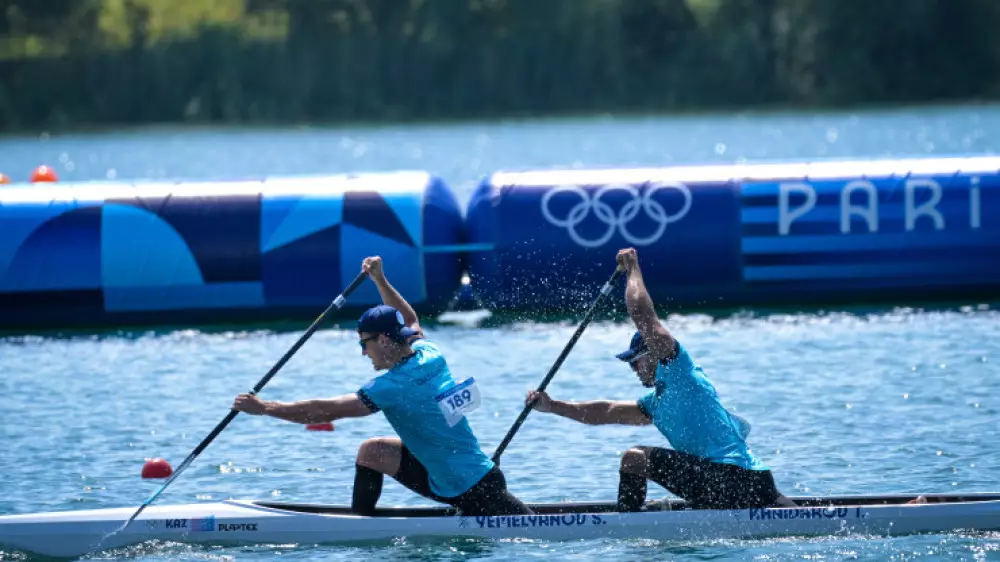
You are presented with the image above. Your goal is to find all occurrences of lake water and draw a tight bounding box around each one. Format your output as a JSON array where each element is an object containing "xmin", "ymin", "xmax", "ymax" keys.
[{"xmin": 2, "ymin": 104, "xmax": 999, "ymax": 560}]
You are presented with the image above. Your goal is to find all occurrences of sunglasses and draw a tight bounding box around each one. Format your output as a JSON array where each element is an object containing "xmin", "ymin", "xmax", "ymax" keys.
[
  {"xmin": 629, "ymin": 350, "xmax": 649, "ymax": 365},
  {"xmin": 359, "ymin": 334, "xmax": 380, "ymax": 349}
]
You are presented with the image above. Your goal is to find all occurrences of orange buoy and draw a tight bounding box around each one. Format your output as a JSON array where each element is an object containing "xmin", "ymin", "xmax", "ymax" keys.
[
  {"xmin": 30, "ymin": 165, "xmax": 58, "ymax": 183},
  {"xmin": 0, "ymin": 173, "xmax": 9, "ymax": 184},
  {"xmin": 141, "ymin": 458, "xmax": 174, "ymax": 479},
  {"xmin": 305, "ymin": 422, "xmax": 334, "ymax": 431}
]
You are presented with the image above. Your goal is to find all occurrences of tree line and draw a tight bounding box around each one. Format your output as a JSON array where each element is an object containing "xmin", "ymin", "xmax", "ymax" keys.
[{"xmin": 1, "ymin": 0, "xmax": 997, "ymax": 131}]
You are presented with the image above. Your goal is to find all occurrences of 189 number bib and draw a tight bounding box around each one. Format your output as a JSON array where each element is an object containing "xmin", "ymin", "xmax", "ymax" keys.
[{"xmin": 435, "ymin": 378, "xmax": 481, "ymax": 427}]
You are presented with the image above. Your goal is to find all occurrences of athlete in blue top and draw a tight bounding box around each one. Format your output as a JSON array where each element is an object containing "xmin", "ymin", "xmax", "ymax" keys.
[
  {"xmin": 526, "ymin": 248, "xmax": 796, "ymax": 511},
  {"xmin": 233, "ymin": 256, "xmax": 531, "ymax": 516}
]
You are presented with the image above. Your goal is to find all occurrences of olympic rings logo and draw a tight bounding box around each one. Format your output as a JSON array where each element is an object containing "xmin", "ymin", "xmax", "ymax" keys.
[{"xmin": 540, "ymin": 182, "xmax": 693, "ymax": 248}]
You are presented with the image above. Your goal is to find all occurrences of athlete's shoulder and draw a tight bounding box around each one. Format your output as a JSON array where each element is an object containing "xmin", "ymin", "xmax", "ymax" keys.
[
  {"xmin": 358, "ymin": 373, "xmax": 404, "ymax": 410},
  {"xmin": 361, "ymin": 372, "xmax": 401, "ymax": 391},
  {"xmin": 655, "ymin": 339, "xmax": 698, "ymax": 383},
  {"xmin": 412, "ymin": 338, "xmax": 445, "ymax": 358},
  {"xmin": 411, "ymin": 337, "xmax": 434, "ymax": 350},
  {"xmin": 657, "ymin": 336, "xmax": 684, "ymax": 364},
  {"xmin": 661, "ymin": 338, "xmax": 698, "ymax": 364},
  {"xmin": 636, "ymin": 389, "xmax": 658, "ymax": 419}
]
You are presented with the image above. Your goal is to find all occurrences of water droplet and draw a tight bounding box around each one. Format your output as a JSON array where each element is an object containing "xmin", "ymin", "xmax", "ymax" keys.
[
  {"xmin": 903, "ymin": 393, "xmax": 909, "ymax": 399},
  {"xmin": 714, "ymin": 143, "xmax": 727, "ymax": 155}
]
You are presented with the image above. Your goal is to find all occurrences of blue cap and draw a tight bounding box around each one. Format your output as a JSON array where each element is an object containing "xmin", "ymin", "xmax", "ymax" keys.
[
  {"xmin": 357, "ymin": 305, "xmax": 418, "ymax": 341},
  {"xmin": 616, "ymin": 331, "xmax": 648, "ymax": 362}
]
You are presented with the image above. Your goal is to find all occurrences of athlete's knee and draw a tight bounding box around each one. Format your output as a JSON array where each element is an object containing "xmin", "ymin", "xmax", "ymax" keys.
[
  {"xmin": 773, "ymin": 494, "xmax": 798, "ymax": 507},
  {"xmin": 460, "ymin": 469, "xmax": 533, "ymax": 516},
  {"xmin": 465, "ymin": 491, "xmax": 533, "ymax": 516},
  {"xmin": 620, "ymin": 447, "xmax": 649, "ymax": 475},
  {"xmin": 506, "ymin": 494, "xmax": 534, "ymax": 515},
  {"xmin": 356, "ymin": 437, "xmax": 402, "ymax": 474}
]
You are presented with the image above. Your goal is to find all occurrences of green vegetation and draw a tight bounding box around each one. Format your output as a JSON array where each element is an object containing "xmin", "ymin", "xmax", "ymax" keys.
[{"xmin": 2, "ymin": 0, "xmax": 998, "ymax": 131}]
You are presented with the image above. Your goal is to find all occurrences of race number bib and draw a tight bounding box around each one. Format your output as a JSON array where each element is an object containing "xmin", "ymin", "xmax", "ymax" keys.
[{"xmin": 435, "ymin": 378, "xmax": 481, "ymax": 427}]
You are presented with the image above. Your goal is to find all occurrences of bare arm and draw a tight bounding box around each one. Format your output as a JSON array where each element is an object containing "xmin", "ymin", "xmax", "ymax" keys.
[
  {"xmin": 233, "ymin": 393, "xmax": 373, "ymax": 425},
  {"xmin": 363, "ymin": 256, "xmax": 424, "ymax": 339},
  {"xmin": 617, "ymin": 248, "xmax": 675, "ymax": 362},
  {"xmin": 527, "ymin": 391, "xmax": 650, "ymax": 426}
]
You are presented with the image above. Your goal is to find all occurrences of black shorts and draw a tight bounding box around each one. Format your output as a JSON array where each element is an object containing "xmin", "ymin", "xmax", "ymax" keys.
[
  {"xmin": 646, "ymin": 447, "xmax": 781, "ymax": 509},
  {"xmin": 395, "ymin": 446, "xmax": 532, "ymax": 516}
]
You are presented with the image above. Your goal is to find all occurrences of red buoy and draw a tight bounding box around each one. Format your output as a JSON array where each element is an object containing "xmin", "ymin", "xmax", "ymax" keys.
[
  {"xmin": 305, "ymin": 422, "xmax": 334, "ymax": 431},
  {"xmin": 141, "ymin": 458, "xmax": 174, "ymax": 479},
  {"xmin": 30, "ymin": 165, "xmax": 58, "ymax": 183},
  {"xmin": 0, "ymin": 173, "xmax": 9, "ymax": 184}
]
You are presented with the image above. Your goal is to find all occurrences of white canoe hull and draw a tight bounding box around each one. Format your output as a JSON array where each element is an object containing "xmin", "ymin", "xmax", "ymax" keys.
[{"xmin": 3, "ymin": 493, "xmax": 1000, "ymax": 558}]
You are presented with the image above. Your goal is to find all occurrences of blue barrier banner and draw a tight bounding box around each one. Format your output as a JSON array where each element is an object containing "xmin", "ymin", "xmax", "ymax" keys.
[{"xmin": 3, "ymin": 157, "xmax": 1000, "ymax": 330}]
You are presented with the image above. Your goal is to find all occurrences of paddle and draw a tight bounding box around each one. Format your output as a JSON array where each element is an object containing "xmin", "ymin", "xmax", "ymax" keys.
[
  {"xmin": 106, "ymin": 270, "xmax": 370, "ymax": 539},
  {"xmin": 491, "ymin": 264, "xmax": 626, "ymax": 464}
]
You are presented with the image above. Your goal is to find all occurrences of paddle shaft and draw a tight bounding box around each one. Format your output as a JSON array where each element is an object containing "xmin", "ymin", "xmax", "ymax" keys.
[
  {"xmin": 116, "ymin": 270, "xmax": 369, "ymax": 532},
  {"xmin": 491, "ymin": 265, "xmax": 625, "ymax": 464}
]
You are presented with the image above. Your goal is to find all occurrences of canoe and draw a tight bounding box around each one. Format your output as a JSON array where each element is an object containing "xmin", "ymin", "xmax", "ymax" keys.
[{"xmin": 2, "ymin": 492, "xmax": 999, "ymax": 558}]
